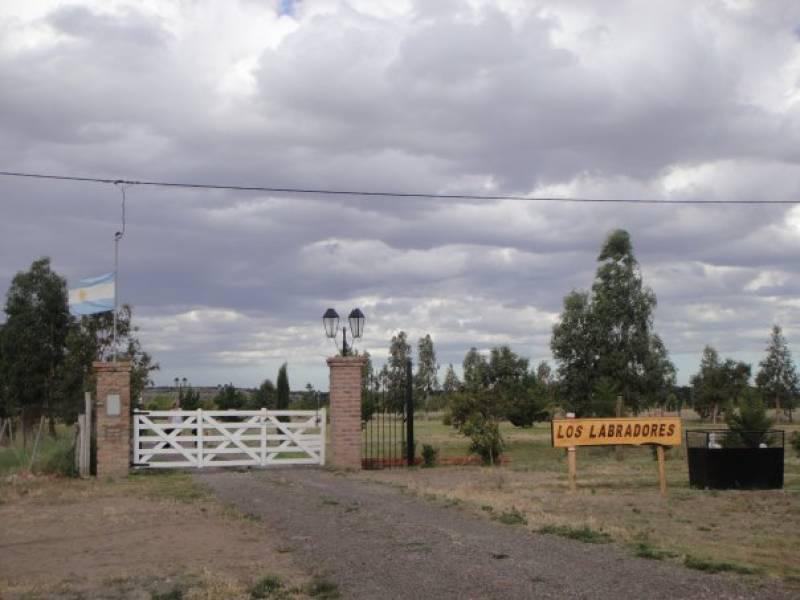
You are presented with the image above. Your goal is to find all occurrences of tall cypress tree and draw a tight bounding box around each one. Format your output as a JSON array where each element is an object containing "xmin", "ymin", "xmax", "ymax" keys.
[{"xmin": 276, "ymin": 363, "xmax": 290, "ymax": 411}]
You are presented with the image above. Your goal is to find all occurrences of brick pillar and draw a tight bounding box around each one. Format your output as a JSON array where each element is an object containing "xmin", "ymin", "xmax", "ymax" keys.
[
  {"xmin": 93, "ymin": 361, "xmax": 132, "ymax": 478},
  {"xmin": 327, "ymin": 356, "xmax": 366, "ymax": 469}
]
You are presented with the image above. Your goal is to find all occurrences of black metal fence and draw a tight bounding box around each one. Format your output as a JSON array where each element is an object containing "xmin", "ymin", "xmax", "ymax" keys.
[
  {"xmin": 686, "ymin": 429, "xmax": 784, "ymax": 490},
  {"xmin": 362, "ymin": 358, "xmax": 415, "ymax": 469}
]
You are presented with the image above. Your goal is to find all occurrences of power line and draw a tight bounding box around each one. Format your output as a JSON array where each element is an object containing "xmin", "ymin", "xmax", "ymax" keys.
[{"xmin": 0, "ymin": 169, "xmax": 796, "ymax": 205}]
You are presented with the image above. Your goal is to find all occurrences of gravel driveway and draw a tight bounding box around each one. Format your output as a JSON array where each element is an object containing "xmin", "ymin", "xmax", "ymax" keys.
[{"xmin": 199, "ymin": 469, "xmax": 790, "ymax": 600}]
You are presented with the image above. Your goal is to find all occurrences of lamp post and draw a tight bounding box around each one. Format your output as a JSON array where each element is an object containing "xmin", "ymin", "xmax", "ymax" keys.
[{"xmin": 323, "ymin": 308, "xmax": 365, "ymax": 356}]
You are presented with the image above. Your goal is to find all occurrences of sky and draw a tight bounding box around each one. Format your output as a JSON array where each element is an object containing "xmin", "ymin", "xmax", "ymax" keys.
[{"xmin": 1, "ymin": 0, "xmax": 800, "ymax": 391}]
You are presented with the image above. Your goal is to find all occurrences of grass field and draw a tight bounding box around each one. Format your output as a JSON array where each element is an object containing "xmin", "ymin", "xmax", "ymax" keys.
[
  {"xmin": 361, "ymin": 413, "xmax": 800, "ymax": 584},
  {"xmin": 0, "ymin": 423, "xmax": 76, "ymax": 477}
]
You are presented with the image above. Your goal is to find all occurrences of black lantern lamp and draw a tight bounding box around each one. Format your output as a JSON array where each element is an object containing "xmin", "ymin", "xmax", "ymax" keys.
[
  {"xmin": 348, "ymin": 308, "xmax": 365, "ymax": 339},
  {"xmin": 323, "ymin": 308, "xmax": 339, "ymax": 338},
  {"xmin": 322, "ymin": 307, "xmax": 365, "ymax": 356}
]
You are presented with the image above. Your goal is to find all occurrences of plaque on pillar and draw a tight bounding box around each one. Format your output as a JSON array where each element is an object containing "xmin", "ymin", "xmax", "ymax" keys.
[{"xmin": 106, "ymin": 394, "xmax": 121, "ymax": 416}]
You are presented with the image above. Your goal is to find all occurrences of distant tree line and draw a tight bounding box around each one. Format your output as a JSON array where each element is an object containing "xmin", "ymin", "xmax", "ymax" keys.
[{"xmin": 358, "ymin": 229, "xmax": 798, "ymax": 463}]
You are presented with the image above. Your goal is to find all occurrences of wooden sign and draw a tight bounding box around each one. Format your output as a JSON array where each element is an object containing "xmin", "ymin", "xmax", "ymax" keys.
[
  {"xmin": 552, "ymin": 416, "xmax": 682, "ymax": 496},
  {"xmin": 551, "ymin": 417, "xmax": 681, "ymax": 448}
]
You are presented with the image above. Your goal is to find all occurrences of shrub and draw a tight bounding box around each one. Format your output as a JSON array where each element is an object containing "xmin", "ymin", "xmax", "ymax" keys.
[
  {"xmin": 494, "ymin": 507, "xmax": 527, "ymax": 525},
  {"xmin": 725, "ymin": 392, "xmax": 773, "ymax": 448},
  {"xmin": 462, "ymin": 414, "xmax": 504, "ymax": 465},
  {"xmin": 684, "ymin": 555, "xmax": 760, "ymax": 575},
  {"xmin": 146, "ymin": 394, "xmax": 175, "ymax": 411},
  {"xmin": 361, "ymin": 393, "xmax": 376, "ymax": 423},
  {"xmin": 791, "ymin": 431, "xmax": 800, "ymax": 457},
  {"xmin": 421, "ymin": 444, "xmax": 438, "ymax": 468},
  {"xmin": 40, "ymin": 437, "xmax": 78, "ymax": 477},
  {"xmin": 538, "ymin": 524, "xmax": 611, "ymax": 544},
  {"xmin": 250, "ymin": 574, "xmax": 284, "ymax": 599}
]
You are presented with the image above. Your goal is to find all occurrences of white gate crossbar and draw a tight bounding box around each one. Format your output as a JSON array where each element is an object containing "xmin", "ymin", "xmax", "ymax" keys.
[{"xmin": 133, "ymin": 409, "xmax": 326, "ymax": 469}]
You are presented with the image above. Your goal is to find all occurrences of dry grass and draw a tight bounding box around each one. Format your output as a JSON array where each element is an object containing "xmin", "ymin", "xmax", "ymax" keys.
[
  {"xmin": 0, "ymin": 471, "xmax": 314, "ymax": 599},
  {"xmin": 360, "ymin": 415, "xmax": 800, "ymax": 583}
]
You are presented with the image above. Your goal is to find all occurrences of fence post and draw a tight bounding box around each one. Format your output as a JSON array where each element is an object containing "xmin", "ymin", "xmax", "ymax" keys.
[
  {"xmin": 82, "ymin": 392, "xmax": 92, "ymax": 477},
  {"xmin": 319, "ymin": 408, "xmax": 327, "ymax": 466},
  {"xmin": 260, "ymin": 408, "xmax": 267, "ymax": 466},
  {"xmin": 406, "ymin": 358, "xmax": 414, "ymax": 467},
  {"xmin": 197, "ymin": 408, "xmax": 204, "ymax": 468}
]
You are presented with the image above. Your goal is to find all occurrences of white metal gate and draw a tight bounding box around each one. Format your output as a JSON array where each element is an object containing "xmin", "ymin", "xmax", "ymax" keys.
[{"xmin": 133, "ymin": 409, "xmax": 326, "ymax": 468}]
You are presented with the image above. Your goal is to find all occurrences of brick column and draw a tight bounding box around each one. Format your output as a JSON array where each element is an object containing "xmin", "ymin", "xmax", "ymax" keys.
[
  {"xmin": 93, "ymin": 361, "xmax": 132, "ymax": 478},
  {"xmin": 327, "ymin": 356, "xmax": 366, "ymax": 469}
]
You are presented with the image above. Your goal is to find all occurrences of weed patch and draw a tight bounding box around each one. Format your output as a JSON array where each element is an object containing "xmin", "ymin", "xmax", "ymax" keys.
[
  {"xmin": 306, "ymin": 576, "xmax": 340, "ymax": 599},
  {"xmin": 538, "ymin": 524, "xmax": 611, "ymax": 544},
  {"xmin": 684, "ymin": 555, "xmax": 761, "ymax": 575},
  {"xmin": 633, "ymin": 542, "xmax": 677, "ymax": 560},
  {"xmin": 250, "ymin": 574, "xmax": 285, "ymax": 598},
  {"xmin": 494, "ymin": 507, "xmax": 527, "ymax": 526}
]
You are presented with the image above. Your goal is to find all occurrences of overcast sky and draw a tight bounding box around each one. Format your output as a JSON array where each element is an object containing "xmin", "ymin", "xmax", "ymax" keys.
[{"xmin": 1, "ymin": 0, "xmax": 800, "ymax": 391}]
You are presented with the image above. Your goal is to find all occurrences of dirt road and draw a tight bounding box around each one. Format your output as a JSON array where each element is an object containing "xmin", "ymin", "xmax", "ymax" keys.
[{"xmin": 199, "ymin": 469, "xmax": 790, "ymax": 600}]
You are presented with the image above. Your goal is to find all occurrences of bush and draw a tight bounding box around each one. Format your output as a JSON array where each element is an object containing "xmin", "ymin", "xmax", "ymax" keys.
[
  {"xmin": 146, "ymin": 394, "xmax": 175, "ymax": 411},
  {"xmin": 441, "ymin": 412, "xmax": 452, "ymax": 426},
  {"xmin": 421, "ymin": 444, "xmax": 438, "ymax": 468},
  {"xmin": 250, "ymin": 574, "xmax": 284, "ymax": 598},
  {"xmin": 725, "ymin": 393, "xmax": 773, "ymax": 448},
  {"xmin": 791, "ymin": 431, "xmax": 800, "ymax": 457},
  {"xmin": 462, "ymin": 414, "xmax": 504, "ymax": 465},
  {"xmin": 40, "ymin": 436, "xmax": 78, "ymax": 477},
  {"xmin": 361, "ymin": 393, "xmax": 376, "ymax": 423},
  {"xmin": 494, "ymin": 507, "xmax": 527, "ymax": 526}
]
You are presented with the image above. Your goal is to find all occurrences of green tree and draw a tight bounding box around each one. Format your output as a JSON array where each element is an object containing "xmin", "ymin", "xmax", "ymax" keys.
[
  {"xmin": 180, "ymin": 386, "xmax": 201, "ymax": 411},
  {"xmin": 690, "ymin": 347, "xmax": 750, "ymax": 423},
  {"xmin": 276, "ymin": 363, "xmax": 290, "ymax": 411},
  {"xmin": 551, "ymin": 291, "xmax": 597, "ymax": 415},
  {"xmin": 551, "ymin": 231, "xmax": 674, "ymax": 415},
  {"xmin": 485, "ymin": 346, "xmax": 548, "ymax": 428},
  {"xmin": 1, "ymin": 258, "xmax": 70, "ymax": 444},
  {"xmin": 590, "ymin": 230, "xmax": 660, "ymax": 412},
  {"xmin": 386, "ymin": 332, "xmax": 411, "ymax": 410},
  {"xmin": 0, "ymin": 324, "xmax": 7, "ymax": 420},
  {"xmin": 642, "ymin": 335, "xmax": 677, "ymax": 411},
  {"xmin": 725, "ymin": 390, "xmax": 774, "ymax": 447},
  {"xmin": 462, "ymin": 347, "xmax": 487, "ymax": 392},
  {"xmin": 251, "ymin": 378, "xmax": 277, "ymax": 409},
  {"xmin": 442, "ymin": 364, "xmax": 461, "ymax": 393},
  {"xmin": 359, "ymin": 350, "xmax": 377, "ymax": 422},
  {"xmin": 214, "ymin": 383, "xmax": 248, "ymax": 410},
  {"xmin": 388, "ymin": 331, "xmax": 411, "ymax": 391},
  {"xmin": 415, "ymin": 334, "xmax": 439, "ymax": 411},
  {"xmin": 690, "ymin": 346, "xmax": 726, "ymax": 422},
  {"xmin": 755, "ymin": 325, "xmax": 799, "ymax": 421},
  {"xmin": 62, "ymin": 305, "xmax": 158, "ymax": 416},
  {"xmin": 590, "ymin": 376, "xmax": 620, "ymax": 417}
]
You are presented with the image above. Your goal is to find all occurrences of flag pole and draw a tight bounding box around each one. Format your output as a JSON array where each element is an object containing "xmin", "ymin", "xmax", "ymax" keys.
[
  {"xmin": 113, "ymin": 182, "xmax": 127, "ymax": 363},
  {"xmin": 113, "ymin": 232, "xmax": 120, "ymax": 362}
]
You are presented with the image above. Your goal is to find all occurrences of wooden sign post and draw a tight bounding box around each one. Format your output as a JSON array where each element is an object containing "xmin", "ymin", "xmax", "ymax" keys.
[
  {"xmin": 566, "ymin": 413, "xmax": 577, "ymax": 493},
  {"xmin": 551, "ymin": 416, "xmax": 682, "ymax": 496}
]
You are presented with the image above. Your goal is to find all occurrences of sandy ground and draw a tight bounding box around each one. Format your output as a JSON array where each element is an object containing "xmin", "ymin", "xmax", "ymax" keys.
[{"xmin": 0, "ymin": 473, "xmax": 308, "ymax": 599}]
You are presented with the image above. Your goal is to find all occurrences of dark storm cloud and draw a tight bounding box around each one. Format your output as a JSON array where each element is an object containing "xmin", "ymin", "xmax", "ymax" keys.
[{"xmin": 1, "ymin": 0, "xmax": 800, "ymax": 387}]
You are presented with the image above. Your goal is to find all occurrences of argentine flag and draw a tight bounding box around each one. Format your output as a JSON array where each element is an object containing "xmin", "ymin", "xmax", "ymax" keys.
[{"xmin": 69, "ymin": 273, "xmax": 115, "ymax": 316}]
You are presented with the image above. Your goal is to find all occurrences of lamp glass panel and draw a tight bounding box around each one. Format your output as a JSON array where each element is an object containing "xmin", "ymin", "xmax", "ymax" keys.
[
  {"xmin": 348, "ymin": 308, "xmax": 365, "ymax": 338},
  {"xmin": 322, "ymin": 308, "xmax": 339, "ymax": 338}
]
